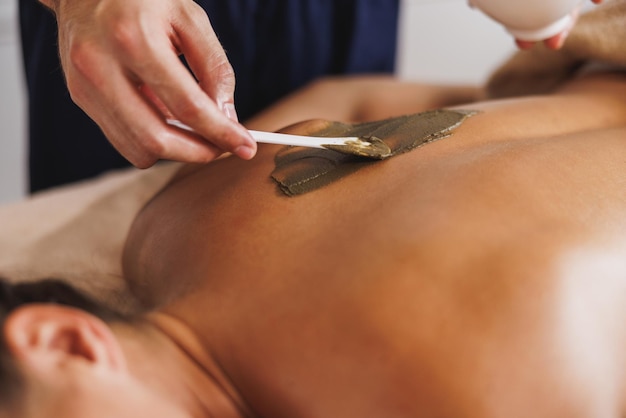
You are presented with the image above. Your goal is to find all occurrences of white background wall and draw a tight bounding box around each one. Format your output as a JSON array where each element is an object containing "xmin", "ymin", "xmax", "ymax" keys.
[
  {"xmin": 0, "ymin": 0, "xmax": 515, "ymax": 203},
  {"xmin": 0, "ymin": 0, "xmax": 26, "ymax": 204},
  {"xmin": 397, "ymin": 0, "xmax": 515, "ymax": 83}
]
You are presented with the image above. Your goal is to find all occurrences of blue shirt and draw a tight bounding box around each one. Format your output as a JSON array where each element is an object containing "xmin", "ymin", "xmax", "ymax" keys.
[{"xmin": 20, "ymin": 0, "xmax": 399, "ymax": 192}]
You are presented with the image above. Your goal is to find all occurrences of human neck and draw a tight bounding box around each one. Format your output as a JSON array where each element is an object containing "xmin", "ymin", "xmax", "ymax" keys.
[{"xmin": 113, "ymin": 314, "xmax": 252, "ymax": 418}]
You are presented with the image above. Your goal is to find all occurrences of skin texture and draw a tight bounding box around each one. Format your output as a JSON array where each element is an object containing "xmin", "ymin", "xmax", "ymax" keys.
[
  {"xmin": 119, "ymin": 73, "xmax": 626, "ymax": 417},
  {"xmin": 0, "ymin": 76, "xmax": 477, "ymax": 314},
  {"xmin": 2, "ymin": 73, "xmax": 625, "ymax": 418},
  {"xmin": 39, "ymin": 0, "xmax": 256, "ymax": 168}
]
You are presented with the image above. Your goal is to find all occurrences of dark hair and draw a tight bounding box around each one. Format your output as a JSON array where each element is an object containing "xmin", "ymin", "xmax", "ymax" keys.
[{"xmin": 0, "ymin": 278, "xmax": 129, "ymax": 406}]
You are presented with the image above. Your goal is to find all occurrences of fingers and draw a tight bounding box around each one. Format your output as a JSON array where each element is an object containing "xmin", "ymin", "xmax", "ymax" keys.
[
  {"xmin": 515, "ymin": 4, "xmax": 581, "ymax": 50},
  {"xmin": 67, "ymin": 49, "xmax": 224, "ymax": 168},
  {"xmin": 103, "ymin": 2, "xmax": 256, "ymax": 159},
  {"xmin": 126, "ymin": 38, "xmax": 255, "ymax": 158},
  {"xmin": 516, "ymin": 32, "xmax": 567, "ymax": 51},
  {"xmin": 55, "ymin": 0, "xmax": 256, "ymax": 167},
  {"xmin": 543, "ymin": 31, "xmax": 569, "ymax": 50},
  {"xmin": 139, "ymin": 84, "xmax": 174, "ymax": 119},
  {"xmin": 130, "ymin": 2, "xmax": 256, "ymax": 159},
  {"xmin": 172, "ymin": 2, "xmax": 237, "ymax": 111},
  {"xmin": 515, "ymin": 39, "xmax": 535, "ymax": 50}
]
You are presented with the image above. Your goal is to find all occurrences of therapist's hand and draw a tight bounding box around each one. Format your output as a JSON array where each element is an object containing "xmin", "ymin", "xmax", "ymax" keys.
[
  {"xmin": 39, "ymin": 0, "xmax": 256, "ymax": 168},
  {"xmin": 516, "ymin": 0, "xmax": 604, "ymax": 50}
]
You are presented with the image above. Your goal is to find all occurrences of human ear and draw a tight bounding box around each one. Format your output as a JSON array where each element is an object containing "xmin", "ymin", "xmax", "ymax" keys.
[{"xmin": 3, "ymin": 304, "xmax": 127, "ymax": 373}]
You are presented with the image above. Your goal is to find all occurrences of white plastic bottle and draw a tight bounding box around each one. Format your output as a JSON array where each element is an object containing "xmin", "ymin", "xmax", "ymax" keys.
[{"xmin": 468, "ymin": 0, "xmax": 583, "ymax": 41}]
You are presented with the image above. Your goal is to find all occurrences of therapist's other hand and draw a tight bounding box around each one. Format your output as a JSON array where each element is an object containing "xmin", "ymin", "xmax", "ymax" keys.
[
  {"xmin": 516, "ymin": 0, "xmax": 603, "ymax": 50},
  {"xmin": 39, "ymin": 0, "xmax": 256, "ymax": 168}
]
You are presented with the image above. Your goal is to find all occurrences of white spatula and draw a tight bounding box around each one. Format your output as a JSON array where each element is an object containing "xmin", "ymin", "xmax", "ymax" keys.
[{"xmin": 167, "ymin": 119, "xmax": 390, "ymax": 158}]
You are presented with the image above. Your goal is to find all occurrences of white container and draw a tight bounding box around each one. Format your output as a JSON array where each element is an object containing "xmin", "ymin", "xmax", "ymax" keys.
[{"xmin": 468, "ymin": 0, "xmax": 582, "ymax": 41}]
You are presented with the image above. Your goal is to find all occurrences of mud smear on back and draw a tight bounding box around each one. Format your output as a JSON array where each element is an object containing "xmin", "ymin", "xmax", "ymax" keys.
[{"xmin": 271, "ymin": 109, "xmax": 477, "ymax": 197}]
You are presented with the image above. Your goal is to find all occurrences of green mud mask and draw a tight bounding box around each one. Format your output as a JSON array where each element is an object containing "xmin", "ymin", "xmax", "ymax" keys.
[{"xmin": 271, "ymin": 109, "xmax": 477, "ymax": 196}]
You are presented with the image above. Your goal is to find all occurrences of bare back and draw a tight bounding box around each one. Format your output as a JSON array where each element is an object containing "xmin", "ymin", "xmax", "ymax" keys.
[{"xmin": 124, "ymin": 73, "xmax": 626, "ymax": 418}]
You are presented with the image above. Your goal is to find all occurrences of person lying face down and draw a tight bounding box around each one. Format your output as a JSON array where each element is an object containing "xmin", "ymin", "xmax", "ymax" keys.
[{"xmin": 1, "ymin": 71, "xmax": 626, "ymax": 418}]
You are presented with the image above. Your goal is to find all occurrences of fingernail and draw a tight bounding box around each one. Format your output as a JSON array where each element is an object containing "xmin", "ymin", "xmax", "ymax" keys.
[
  {"xmin": 234, "ymin": 136, "xmax": 257, "ymax": 160},
  {"xmin": 223, "ymin": 103, "xmax": 239, "ymax": 122},
  {"xmin": 547, "ymin": 32, "xmax": 567, "ymax": 50},
  {"xmin": 515, "ymin": 39, "xmax": 534, "ymax": 50},
  {"xmin": 234, "ymin": 144, "xmax": 256, "ymax": 160}
]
